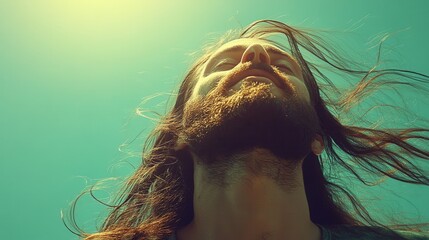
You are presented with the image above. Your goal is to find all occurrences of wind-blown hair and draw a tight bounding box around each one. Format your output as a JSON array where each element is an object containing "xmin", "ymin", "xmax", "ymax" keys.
[{"xmin": 65, "ymin": 20, "xmax": 429, "ymax": 240}]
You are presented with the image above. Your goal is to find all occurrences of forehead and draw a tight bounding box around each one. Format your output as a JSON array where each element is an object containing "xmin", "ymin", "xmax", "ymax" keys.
[{"xmin": 211, "ymin": 38, "xmax": 296, "ymax": 61}]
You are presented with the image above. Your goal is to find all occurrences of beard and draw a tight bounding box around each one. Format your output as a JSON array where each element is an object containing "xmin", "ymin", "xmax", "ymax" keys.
[{"xmin": 181, "ymin": 63, "xmax": 320, "ymax": 172}]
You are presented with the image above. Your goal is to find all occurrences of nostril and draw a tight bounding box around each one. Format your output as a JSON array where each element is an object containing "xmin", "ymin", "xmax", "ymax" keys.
[{"xmin": 245, "ymin": 52, "xmax": 255, "ymax": 62}]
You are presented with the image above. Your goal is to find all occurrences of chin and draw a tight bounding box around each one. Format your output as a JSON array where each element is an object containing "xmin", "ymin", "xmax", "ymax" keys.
[{"xmin": 182, "ymin": 82, "xmax": 320, "ymax": 164}]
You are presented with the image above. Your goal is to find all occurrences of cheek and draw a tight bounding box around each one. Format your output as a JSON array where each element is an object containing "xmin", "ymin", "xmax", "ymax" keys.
[
  {"xmin": 292, "ymin": 79, "xmax": 311, "ymax": 103},
  {"xmin": 191, "ymin": 72, "xmax": 224, "ymax": 97}
]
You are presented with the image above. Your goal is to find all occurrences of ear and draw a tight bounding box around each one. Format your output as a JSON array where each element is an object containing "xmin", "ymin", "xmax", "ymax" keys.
[
  {"xmin": 311, "ymin": 134, "xmax": 324, "ymax": 156},
  {"xmin": 173, "ymin": 134, "xmax": 188, "ymax": 151}
]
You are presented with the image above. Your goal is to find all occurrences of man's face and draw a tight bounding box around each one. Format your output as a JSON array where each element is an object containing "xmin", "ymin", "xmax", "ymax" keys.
[
  {"xmin": 180, "ymin": 38, "xmax": 319, "ymax": 165},
  {"xmin": 190, "ymin": 38, "xmax": 310, "ymax": 103}
]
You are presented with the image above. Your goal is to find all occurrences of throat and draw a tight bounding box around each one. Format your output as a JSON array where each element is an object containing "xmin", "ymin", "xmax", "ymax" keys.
[{"xmin": 177, "ymin": 150, "xmax": 321, "ymax": 240}]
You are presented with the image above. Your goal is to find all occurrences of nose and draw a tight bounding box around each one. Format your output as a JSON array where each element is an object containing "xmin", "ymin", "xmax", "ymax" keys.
[{"xmin": 240, "ymin": 44, "xmax": 271, "ymax": 65}]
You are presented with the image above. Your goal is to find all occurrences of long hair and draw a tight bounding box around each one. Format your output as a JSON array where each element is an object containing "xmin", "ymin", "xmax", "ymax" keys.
[{"xmin": 64, "ymin": 20, "xmax": 429, "ymax": 239}]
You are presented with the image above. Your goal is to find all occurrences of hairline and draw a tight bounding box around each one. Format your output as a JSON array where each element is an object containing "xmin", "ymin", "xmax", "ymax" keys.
[{"xmin": 206, "ymin": 38, "xmax": 300, "ymax": 72}]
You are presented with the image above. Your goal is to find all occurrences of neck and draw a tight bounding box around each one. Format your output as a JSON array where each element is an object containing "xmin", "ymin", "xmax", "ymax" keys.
[{"xmin": 177, "ymin": 149, "xmax": 321, "ymax": 240}]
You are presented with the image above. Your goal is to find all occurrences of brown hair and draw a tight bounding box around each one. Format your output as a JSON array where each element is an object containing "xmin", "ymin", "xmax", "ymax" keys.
[{"xmin": 64, "ymin": 20, "xmax": 429, "ymax": 239}]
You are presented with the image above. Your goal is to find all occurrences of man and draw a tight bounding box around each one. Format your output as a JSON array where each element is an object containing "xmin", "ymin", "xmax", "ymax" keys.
[{"xmin": 71, "ymin": 20, "xmax": 429, "ymax": 240}]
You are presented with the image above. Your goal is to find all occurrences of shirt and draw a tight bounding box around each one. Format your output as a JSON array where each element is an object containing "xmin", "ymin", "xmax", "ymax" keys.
[{"xmin": 166, "ymin": 224, "xmax": 429, "ymax": 239}]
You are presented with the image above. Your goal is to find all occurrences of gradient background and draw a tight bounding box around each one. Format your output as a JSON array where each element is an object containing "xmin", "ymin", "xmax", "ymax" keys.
[{"xmin": 0, "ymin": 0, "xmax": 428, "ymax": 239}]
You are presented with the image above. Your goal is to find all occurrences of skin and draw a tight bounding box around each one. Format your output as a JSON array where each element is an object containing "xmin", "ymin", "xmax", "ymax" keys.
[
  {"xmin": 176, "ymin": 38, "xmax": 325, "ymax": 240},
  {"xmin": 190, "ymin": 38, "xmax": 309, "ymax": 101}
]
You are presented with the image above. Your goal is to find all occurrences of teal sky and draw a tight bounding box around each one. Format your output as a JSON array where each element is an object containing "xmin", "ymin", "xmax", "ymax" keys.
[{"xmin": 0, "ymin": 1, "xmax": 428, "ymax": 239}]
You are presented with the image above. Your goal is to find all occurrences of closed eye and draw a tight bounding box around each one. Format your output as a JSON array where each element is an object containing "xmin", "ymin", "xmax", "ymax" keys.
[
  {"xmin": 274, "ymin": 64, "xmax": 294, "ymax": 74},
  {"xmin": 213, "ymin": 60, "xmax": 237, "ymax": 71}
]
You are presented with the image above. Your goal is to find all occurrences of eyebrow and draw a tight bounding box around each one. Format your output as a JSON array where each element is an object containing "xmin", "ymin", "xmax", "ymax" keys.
[
  {"xmin": 213, "ymin": 45, "xmax": 297, "ymax": 63},
  {"xmin": 207, "ymin": 44, "xmax": 301, "ymax": 76}
]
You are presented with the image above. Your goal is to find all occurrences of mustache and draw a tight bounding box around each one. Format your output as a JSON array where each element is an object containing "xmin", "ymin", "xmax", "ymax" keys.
[{"xmin": 216, "ymin": 62, "xmax": 290, "ymax": 94}]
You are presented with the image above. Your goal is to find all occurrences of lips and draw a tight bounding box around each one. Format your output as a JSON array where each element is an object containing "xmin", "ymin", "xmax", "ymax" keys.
[{"xmin": 228, "ymin": 68, "xmax": 285, "ymax": 90}]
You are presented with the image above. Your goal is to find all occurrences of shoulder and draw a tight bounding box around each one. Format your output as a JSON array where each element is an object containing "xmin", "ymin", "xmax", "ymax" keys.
[
  {"xmin": 164, "ymin": 233, "xmax": 176, "ymax": 240},
  {"xmin": 321, "ymin": 225, "xmax": 429, "ymax": 240}
]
